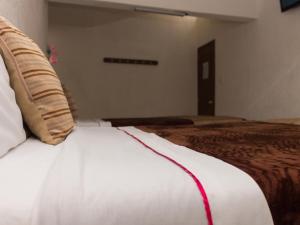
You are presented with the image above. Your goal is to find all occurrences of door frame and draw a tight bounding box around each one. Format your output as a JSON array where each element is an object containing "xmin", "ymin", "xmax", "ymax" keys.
[{"xmin": 197, "ymin": 40, "xmax": 216, "ymax": 115}]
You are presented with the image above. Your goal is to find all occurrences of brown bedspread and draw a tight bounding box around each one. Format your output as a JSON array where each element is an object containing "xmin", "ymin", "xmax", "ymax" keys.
[
  {"xmin": 104, "ymin": 117, "xmax": 194, "ymax": 127},
  {"xmin": 139, "ymin": 122, "xmax": 300, "ymax": 225}
]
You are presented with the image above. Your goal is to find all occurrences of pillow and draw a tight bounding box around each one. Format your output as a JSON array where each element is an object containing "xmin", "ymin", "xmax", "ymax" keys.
[
  {"xmin": 0, "ymin": 54, "xmax": 26, "ymax": 157},
  {"xmin": 0, "ymin": 17, "xmax": 74, "ymax": 145}
]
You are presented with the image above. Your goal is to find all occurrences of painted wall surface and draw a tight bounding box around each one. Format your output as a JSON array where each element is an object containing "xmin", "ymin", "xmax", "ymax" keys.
[
  {"xmin": 48, "ymin": 4, "xmax": 199, "ymax": 119},
  {"xmin": 194, "ymin": 0, "xmax": 300, "ymax": 120},
  {"xmin": 49, "ymin": 0, "xmax": 300, "ymax": 120},
  {"xmin": 49, "ymin": 0, "xmax": 259, "ymax": 21},
  {"xmin": 0, "ymin": 0, "xmax": 48, "ymax": 50}
]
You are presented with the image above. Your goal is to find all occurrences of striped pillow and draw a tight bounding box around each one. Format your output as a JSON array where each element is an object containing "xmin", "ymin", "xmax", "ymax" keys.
[{"xmin": 0, "ymin": 17, "xmax": 74, "ymax": 145}]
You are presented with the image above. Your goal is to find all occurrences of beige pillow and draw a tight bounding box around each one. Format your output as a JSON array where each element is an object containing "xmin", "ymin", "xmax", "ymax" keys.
[{"xmin": 0, "ymin": 17, "xmax": 74, "ymax": 145}]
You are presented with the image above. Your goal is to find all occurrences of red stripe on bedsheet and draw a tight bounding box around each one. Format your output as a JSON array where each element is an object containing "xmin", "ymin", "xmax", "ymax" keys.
[{"xmin": 118, "ymin": 128, "xmax": 213, "ymax": 225}]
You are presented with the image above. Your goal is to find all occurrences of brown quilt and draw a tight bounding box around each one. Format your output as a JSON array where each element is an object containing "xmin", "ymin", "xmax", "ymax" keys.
[{"xmin": 139, "ymin": 122, "xmax": 300, "ymax": 225}]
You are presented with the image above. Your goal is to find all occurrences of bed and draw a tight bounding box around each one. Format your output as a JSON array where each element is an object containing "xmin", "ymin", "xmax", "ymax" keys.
[
  {"xmin": 1, "ymin": 120, "xmax": 299, "ymax": 225},
  {"xmin": 103, "ymin": 115, "xmax": 245, "ymax": 127},
  {"xmin": 0, "ymin": 125, "xmax": 274, "ymax": 225},
  {"xmin": 265, "ymin": 118, "xmax": 300, "ymax": 125}
]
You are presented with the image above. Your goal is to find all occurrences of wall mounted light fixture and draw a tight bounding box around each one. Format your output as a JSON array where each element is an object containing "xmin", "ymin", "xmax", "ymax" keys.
[{"xmin": 135, "ymin": 7, "xmax": 188, "ymax": 17}]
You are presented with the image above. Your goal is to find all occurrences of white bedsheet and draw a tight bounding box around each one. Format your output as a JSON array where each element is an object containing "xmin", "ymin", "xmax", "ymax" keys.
[
  {"xmin": 26, "ymin": 126, "xmax": 273, "ymax": 225},
  {"xmin": 0, "ymin": 138, "xmax": 61, "ymax": 225},
  {"xmin": 76, "ymin": 119, "xmax": 112, "ymax": 127}
]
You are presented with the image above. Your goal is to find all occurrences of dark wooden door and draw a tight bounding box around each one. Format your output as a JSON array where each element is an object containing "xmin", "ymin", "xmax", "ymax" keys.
[{"xmin": 198, "ymin": 40, "xmax": 215, "ymax": 115}]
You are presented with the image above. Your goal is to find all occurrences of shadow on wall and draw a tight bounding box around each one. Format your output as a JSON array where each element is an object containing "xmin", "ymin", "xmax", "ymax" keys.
[{"xmin": 50, "ymin": 3, "xmax": 140, "ymax": 27}]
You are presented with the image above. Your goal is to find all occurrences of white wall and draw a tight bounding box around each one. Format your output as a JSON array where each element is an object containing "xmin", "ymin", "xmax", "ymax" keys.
[
  {"xmin": 194, "ymin": 0, "xmax": 300, "ymax": 120},
  {"xmin": 49, "ymin": 0, "xmax": 259, "ymax": 21},
  {"xmin": 48, "ymin": 4, "xmax": 199, "ymax": 119},
  {"xmin": 49, "ymin": 0, "xmax": 300, "ymax": 120},
  {"xmin": 0, "ymin": 0, "xmax": 48, "ymax": 50}
]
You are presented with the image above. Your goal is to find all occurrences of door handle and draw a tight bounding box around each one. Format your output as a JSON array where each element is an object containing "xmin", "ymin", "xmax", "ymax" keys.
[{"xmin": 208, "ymin": 100, "xmax": 214, "ymax": 105}]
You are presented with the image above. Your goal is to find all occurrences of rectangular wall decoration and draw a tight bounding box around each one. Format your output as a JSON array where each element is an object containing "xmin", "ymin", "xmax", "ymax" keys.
[
  {"xmin": 103, "ymin": 57, "xmax": 158, "ymax": 66},
  {"xmin": 280, "ymin": 0, "xmax": 300, "ymax": 11}
]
